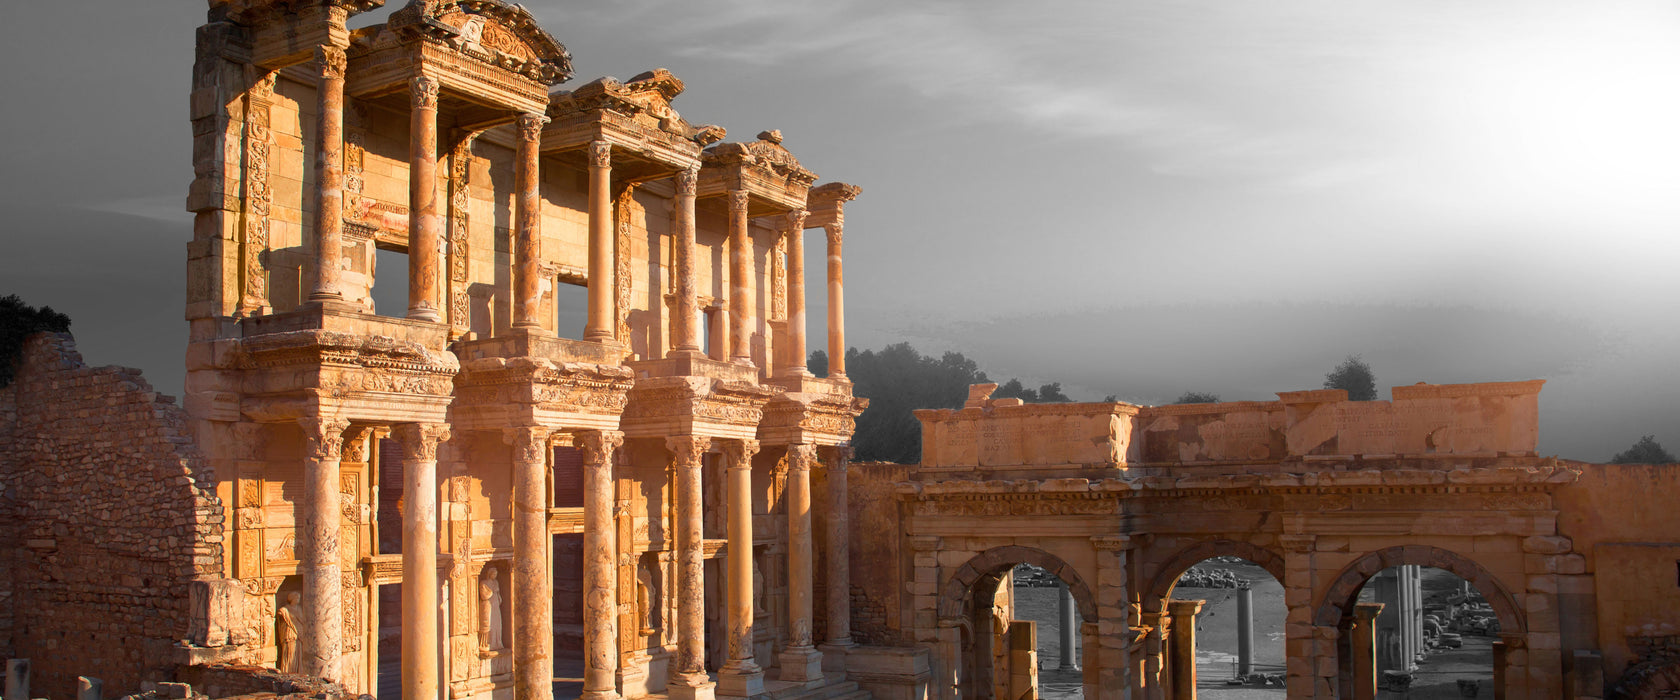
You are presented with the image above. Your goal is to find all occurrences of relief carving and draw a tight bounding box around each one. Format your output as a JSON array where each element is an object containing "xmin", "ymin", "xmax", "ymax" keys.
[{"xmin": 411, "ymin": 76, "xmax": 440, "ymax": 109}]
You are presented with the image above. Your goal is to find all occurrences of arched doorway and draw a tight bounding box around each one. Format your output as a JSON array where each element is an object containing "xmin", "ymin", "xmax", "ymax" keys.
[
  {"xmin": 1316, "ymin": 546, "xmax": 1526, "ymax": 699},
  {"xmin": 1142, "ymin": 540, "xmax": 1288, "ymax": 698},
  {"xmin": 937, "ymin": 546, "xmax": 1099, "ymax": 700}
]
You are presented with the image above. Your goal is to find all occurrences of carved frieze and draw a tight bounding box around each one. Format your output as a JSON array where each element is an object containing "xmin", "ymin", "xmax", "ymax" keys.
[
  {"xmin": 239, "ymin": 71, "xmax": 276, "ymax": 316},
  {"xmin": 448, "ymin": 137, "xmax": 474, "ymax": 336},
  {"xmin": 454, "ymin": 358, "xmax": 635, "ymax": 415}
]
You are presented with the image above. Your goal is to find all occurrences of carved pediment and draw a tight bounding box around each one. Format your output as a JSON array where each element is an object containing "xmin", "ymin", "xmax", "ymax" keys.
[
  {"xmin": 214, "ymin": 0, "xmax": 385, "ymax": 25},
  {"xmin": 549, "ymin": 69, "xmax": 727, "ymax": 147},
  {"xmin": 388, "ymin": 0, "xmax": 573, "ymax": 84},
  {"xmin": 704, "ymin": 130, "xmax": 818, "ymax": 187}
]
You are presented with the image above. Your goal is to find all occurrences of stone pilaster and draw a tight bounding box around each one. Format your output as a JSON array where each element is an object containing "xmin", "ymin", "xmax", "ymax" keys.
[
  {"xmin": 1166, "ymin": 599, "xmax": 1202, "ymax": 700},
  {"xmin": 580, "ymin": 430, "xmax": 625, "ymax": 700},
  {"xmin": 512, "ymin": 114, "xmax": 548, "ymax": 330},
  {"xmin": 726, "ymin": 191, "xmax": 753, "ymax": 366},
  {"xmin": 1091, "ymin": 535, "xmax": 1131, "ymax": 700},
  {"xmin": 1352, "ymin": 602, "xmax": 1383, "ymax": 700},
  {"xmin": 1279, "ymin": 533, "xmax": 1322, "ymax": 698},
  {"xmin": 300, "ymin": 416, "xmax": 349, "ymax": 680},
  {"xmin": 672, "ymin": 166, "xmax": 701, "ymax": 355},
  {"xmin": 585, "ymin": 141, "xmax": 615, "ymax": 342},
  {"xmin": 782, "ymin": 211, "xmax": 809, "ymax": 376},
  {"xmin": 667, "ymin": 435, "xmax": 714, "ymax": 700},
  {"xmin": 820, "ymin": 446, "xmax": 853, "ymax": 660},
  {"xmin": 307, "ymin": 46, "xmax": 347, "ymax": 302},
  {"xmin": 779, "ymin": 444, "xmax": 822, "ymax": 681},
  {"xmin": 719, "ymin": 438, "xmax": 764, "ymax": 698},
  {"xmin": 407, "ymin": 76, "xmax": 442, "ymax": 322},
  {"xmin": 823, "ymin": 222, "xmax": 844, "ymax": 377},
  {"xmin": 393, "ymin": 423, "xmax": 450, "ymax": 700},
  {"xmin": 507, "ymin": 426, "xmax": 552, "ymax": 700}
]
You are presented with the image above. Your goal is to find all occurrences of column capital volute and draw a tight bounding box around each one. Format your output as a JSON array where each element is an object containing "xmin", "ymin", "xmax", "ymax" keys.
[
  {"xmin": 587, "ymin": 140, "xmax": 611, "ymax": 169},
  {"xmin": 299, "ymin": 416, "xmax": 352, "ymax": 461},
  {"xmin": 314, "ymin": 45, "xmax": 347, "ymax": 80},
  {"xmin": 674, "ymin": 165, "xmax": 700, "ymax": 196},
  {"xmin": 575, "ymin": 429, "xmax": 624, "ymax": 466},
  {"xmin": 727, "ymin": 189, "xmax": 750, "ymax": 213},
  {"xmin": 720, "ymin": 437, "xmax": 759, "ymax": 466},
  {"xmin": 392, "ymin": 422, "xmax": 451, "ymax": 461},
  {"xmin": 664, "ymin": 434, "xmax": 711, "ymax": 467},
  {"xmin": 515, "ymin": 112, "xmax": 549, "ymax": 142},
  {"xmin": 410, "ymin": 75, "xmax": 440, "ymax": 109}
]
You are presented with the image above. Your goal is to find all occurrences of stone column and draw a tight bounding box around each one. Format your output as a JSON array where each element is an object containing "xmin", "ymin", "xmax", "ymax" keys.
[
  {"xmin": 821, "ymin": 446, "xmax": 853, "ymax": 655},
  {"xmin": 1236, "ymin": 587, "xmax": 1253, "ymax": 677},
  {"xmin": 300, "ymin": 416, "xmax": 350, "ymax": 679},
  {"xmin": 779, "ymin": 444, "xmax": 822, "ymax": 680},
  {"xmin": 585, "ymin": 141, "xmax": 615, "ymax": 342},
  {"xmin": 512, "ymin": 113, "xmax": 548, "ymax": 330},
  {"xmin": 1058, "ymin": 584, "xmax": 1078, "ymax": 671},
  {"xmin": 823, "ymin": 222, "xmax": 845, "ymax": 377},
  {"xmin": 508, "ymin": 426, "xmax": 552, "ymax": 700},
  {"xmin": 580, "ymin": 430, "xmax": 625, "ymax": 700},
  {"xmin": 393, "ymin": 423, "xmax": 450, "ymax": 700},
  {"xmin": 407, "ymin": 76, "xmax": 443, "ymax": 322},
  {"xmin": 671, "ymin": 166, "xmax": 701, "ymax": 355},
  {"xmin": 308, "ymin": 46, "xmax": 347, "ymax": 302},
  {"xmin": 5, "ymin": 658, "xmax": 30, "ymax": 700},
  {"xmin": 1491, "ymin": 639, "xmax": 1508, "ymax": 700},
  {"xmin": 1166, "ymin": 599, "xmax": 1203, "ymax": 700},
  {"xmin": 726, "ymin": 191, "xmax": 753, "ymax": 366},
  {"xmin": 783, "ymin": 211, "xmax": 809, "ymax": 376},
  {"xmin": 719, "ymin": 438, "xmax": 764, "ymax": 697},
  {"xmin": 1352, "ymin": 602, "xmax": 1384, "ymax": 700},
  {"xmin": 667, "ymin": 435, "xmax": 714, "ymax": 700}
]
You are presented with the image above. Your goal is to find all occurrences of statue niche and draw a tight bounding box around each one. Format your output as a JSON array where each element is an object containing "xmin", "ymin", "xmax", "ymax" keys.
[{"xmin": 479, "ymin": 566, "xmax": 506, "ymax": 652}]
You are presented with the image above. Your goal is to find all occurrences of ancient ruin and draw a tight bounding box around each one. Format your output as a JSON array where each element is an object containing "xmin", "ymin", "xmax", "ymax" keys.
[{"xmin": 2, "ymin": 2, "xmax": 1679, "ymax": 700}]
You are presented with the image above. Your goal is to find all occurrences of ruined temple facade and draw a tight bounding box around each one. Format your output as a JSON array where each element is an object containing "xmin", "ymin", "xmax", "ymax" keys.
[{"xmin": 179, "ymin": 2, "xmax": 865, "ymax": 699}]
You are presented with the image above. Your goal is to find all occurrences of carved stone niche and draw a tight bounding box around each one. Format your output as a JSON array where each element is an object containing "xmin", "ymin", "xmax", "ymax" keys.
[{"xmin": 478, "ymin": 561, "xmax": 510, "ymax": 655}]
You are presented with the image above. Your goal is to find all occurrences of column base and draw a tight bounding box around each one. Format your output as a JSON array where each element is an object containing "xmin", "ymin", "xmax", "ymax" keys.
[
  {"xmin": 779, "ymin": 646, "xmax": 824, "ymax": 682},
  {"xmin": 580, "ymin": 690, "xmax": 622, "ymax": 700},
  {"xmin": 717, "ymin": 663, "xmax": 765, "ymax": 699},
  {"xmin": 819, "ymin": 641, "xmax": 854, "ymax": 673},
  {"xmin": 668, "ymin": 674, "xmax": 716, "ymax": 700}
]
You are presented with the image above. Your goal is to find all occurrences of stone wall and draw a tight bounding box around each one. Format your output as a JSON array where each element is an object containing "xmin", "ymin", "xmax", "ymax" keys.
[
  {"xmin": 0, "ymin": 333, "xmax": 225, "ymax": 698},
  {"xmin": 847, "ymin": 461, "xmax": 912, "ymax": 647}
]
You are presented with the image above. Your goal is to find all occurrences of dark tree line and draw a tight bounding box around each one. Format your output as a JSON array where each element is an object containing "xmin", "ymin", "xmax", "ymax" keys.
[{"xmin": 1, "ymin": 295, "xmax": 71, "ymax": 387}]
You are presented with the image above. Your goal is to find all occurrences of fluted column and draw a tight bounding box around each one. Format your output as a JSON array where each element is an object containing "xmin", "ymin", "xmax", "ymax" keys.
[
  {"xmin": 667, "ymin": 435, "xmax": 714, "ymax": 700},
  {"xmin": 719, "ymin": 438, "xmax": 764, "ymax": 698},
  {"xmin": 585, "ymin": 141, "xmax": 615, "ymax": 342},
  {"xmin": 783, "ymin": 211, "xmax": 809, "ymax": 376},
  {"xmin": 407, "ymin": 76, "xmax": 442, "ymax": 322},
  {"xmin": 823, "ymin": 223, "xmax": 845, "ymax": 377},
  {"xmin": 671, "ymin": 166, "xmax": 701, "ymax": 355},
  {"xmin": 308, "ymin": 46, "xmax": 347, "ymax": 302},
  {"xmin": 726, "ymin": 191, "xmax": 753, "ymax": 366},
  {"xmin": 580, "ymin": 430, "xmax": 624, "ymax": 700},
  {"xmin": 1167, "ymin": 599, "xmax": 1203, "ymax": 700},
  {"xmin": 779, "ymin": 444, "xmax": 822, "ymax": 680},
  {"xmin": 299, "ymin": 416, "xmax": 350, "ymax": 680},
  {"xmin": 508, "ymin": 427, "xmax": 553, "ymax": 700},
  {"xmin": 1353, "ymin": 602, "xmax": 1384, "ymax": 700},
  {"xmin": 393, "ymin": 423, "xmax": 450, "ymax": 700},
  {"xmin": 512, "ymin": 113, "xmax": 548, "ymax": 330},
  {"xmin": 822, "ymin": 446, "xmax": 852, "ymax": 650}
]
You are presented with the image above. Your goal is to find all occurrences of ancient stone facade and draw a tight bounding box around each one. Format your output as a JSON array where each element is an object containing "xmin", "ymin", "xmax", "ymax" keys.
[{"xmin": 844, "ymin": 382, "xmax": 1680, "ymax": 700}]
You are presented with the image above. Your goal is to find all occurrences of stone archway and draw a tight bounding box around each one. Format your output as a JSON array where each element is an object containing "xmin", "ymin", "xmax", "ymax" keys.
[
  {"xmin": 937, "ymin": 546, "xmax": 1100, "ymax": 700},
  {"xmin": 1315, "ymin": 545, "xmax": 1527, "ymax": 699},
  {"xmin": 1143, "ymin": 538, "xmax": 1286, "ymax": 609}
]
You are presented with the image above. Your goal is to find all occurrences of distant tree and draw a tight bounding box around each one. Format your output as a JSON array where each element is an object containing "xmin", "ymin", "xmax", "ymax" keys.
[
  {"xmin": 837, "ymin": 343, "xmax": 990, "ymax": 464},
  {"xmin": 993, "ymin": 379, "xmax": 1070, "ymax": 403},
  {"xmin": 808, "ymin": 349, "xmax": 828, "ymax": 378},
  {"xmin": 1610, "ymin": 435, "xmax": 1676, "ymax": 465},
  {"xmin": 1324, "ymin": 354, "xmax": 1377, "ymax": 401},
  {"xmin": 1037, "ymin": 382, "xmax": 1071, "ymax": 403},
  {"xmin": 1101, "ymin": 394, "xmax": 1118, "ymax": 403},
  {"xmin": 1, "ymin": 294, "xmax": 72, "ymax": 388},
  {"xmin": 1174, "ymin": 391, "xmax": 1221, "ymax": 404}
]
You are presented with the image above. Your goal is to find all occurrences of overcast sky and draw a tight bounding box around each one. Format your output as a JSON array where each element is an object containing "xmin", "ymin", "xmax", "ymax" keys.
[{"xmin": 2, "ymin": 1, "xmax": 1676, "ymax": 461}]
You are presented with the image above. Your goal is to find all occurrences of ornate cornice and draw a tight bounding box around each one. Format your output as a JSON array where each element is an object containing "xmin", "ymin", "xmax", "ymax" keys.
[{"xmin": 388, "ymin": 0, "xmax": 573, "ymax": 84}]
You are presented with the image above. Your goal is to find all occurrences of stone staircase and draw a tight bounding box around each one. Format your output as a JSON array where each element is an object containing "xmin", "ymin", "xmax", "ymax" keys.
[{"xmin": 761, "ymin": 674, "xmax": 873, "ymax": 700}]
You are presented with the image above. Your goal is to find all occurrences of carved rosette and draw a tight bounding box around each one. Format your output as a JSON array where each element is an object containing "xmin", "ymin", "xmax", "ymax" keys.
[
  {"xmin": 448, "ymin": 137, "xmax": 474, "ymax": 335},
  {"xmin": 239, "ymin": 72, "xmax": 277, "ymax": 316}
]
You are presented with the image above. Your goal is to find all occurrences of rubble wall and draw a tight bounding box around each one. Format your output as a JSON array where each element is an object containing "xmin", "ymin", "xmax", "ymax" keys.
[
  {"xmin": 847, "ymin": 461, "xmax": 913, "ymax": 646},
  {"xmin": 0, "ymin": 333, "xmax": 225, "ymax": 698}
]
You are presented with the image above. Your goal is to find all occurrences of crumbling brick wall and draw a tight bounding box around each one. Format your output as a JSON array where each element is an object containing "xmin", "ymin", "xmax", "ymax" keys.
[{"xmin": 0, "ymin": 333, "xmax": 225, "ymax": 698}]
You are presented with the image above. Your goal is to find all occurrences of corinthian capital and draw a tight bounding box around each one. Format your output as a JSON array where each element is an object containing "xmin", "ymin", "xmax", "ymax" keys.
[
  {"xmin": 315, "ymin": 45, "xmax": 347, "ymax": 80},
  {"xmin": 576, "ymin": 429, "xmax": 624, "ymax": 466},
  {"xmin": 673, "ymin": 165, "xmax": 699, "ymax": 197},
  {"xmin": 300, "ymin": 417, "xmax": 352, "ymax": 461},
  {"xmin": 721, "ymin": 438, "xmax": 759, "ymax": 468},
  {"xmin": 410, "ymin": 76, "xmax": 440, "ymax": 109},
  {"xmin": 393, "ymin": 422, "xmax": 451, "ymax": 461},
  {"xmin": 786, "ymin": 443, "xmax": 817, "ymax": 472},
  {"xmin": 516, "ymin": 112, "xmax": 548, "ymax": 143},
  {"xmin": 824, "ymin": 222, "xmax": 843, "ymax": 247},
  {"xmin": 726, "ymin": 190, "xmax": 749, "ymax": 213},
  {"xmin": 785, "ymin": 209, "xmax": 808, "ymax": 233},
  {"xmin": 665, "ymin": 434, "xmax": 711, "ymax": 469},
  {"xmin": 504, "ymin": 426, "xmax": 552, "ymax": 466},
  {"xmin": 587, "ymin": 140, "xmax": 611, "ymax": 169}
]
